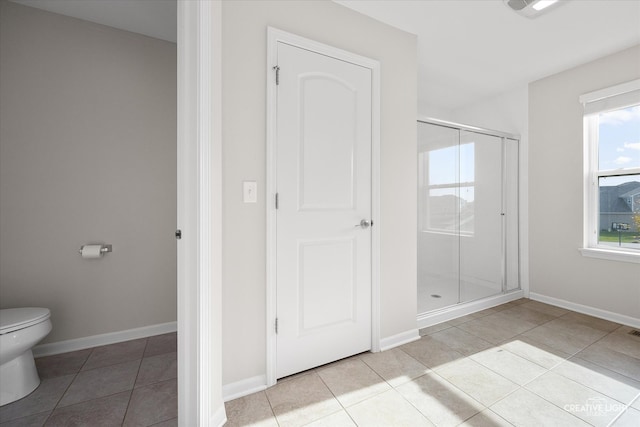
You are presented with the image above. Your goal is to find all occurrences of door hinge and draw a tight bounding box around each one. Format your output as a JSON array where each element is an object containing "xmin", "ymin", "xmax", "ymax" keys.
[
  {"xmin": 275, "ymin": 193, "xmax": 279, "ymax": 209},
  {"xmin": 275, "ymin": 318, "xmax": 279, "ymax": 334},
  {"xmin": 175, "ymin": 229, "xmax": 182, "ymax": 240},
  {"xmin": 273, "ymin": 65, "xmax": 280, "ymax": 85}
]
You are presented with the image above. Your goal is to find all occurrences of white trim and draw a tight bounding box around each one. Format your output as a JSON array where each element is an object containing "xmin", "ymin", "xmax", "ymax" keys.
[
  {"xmin": 195, "ymin": 0, "xmax": 214, "ymax": 423},
  {"xmin": 265, "ymin": 27, "xmax": 381, "ymax": 386},
  {"xmin": 529, "ymin": 292, "xmax": 640, "ymax": 329},
  {"xmin": 579, "ymin": 247, "xmax": 640, "ymax": 264},
  {"xmin": 222, "ymin": 375, "xmax": 268, "ymax": 402},
  {"xmin": 370, "ymin": 39, "xmax": 382, "ymax": 355},
  {"xmin": 417, "ymin": 290, "xmax": 525, "ymax": 330},
  {"xmin": 581, "ymin": 90, "xmax": 640, "ymax": 261},
  {"xmin": 379, "ymin": 329, "xmax": 420, "ymax": 352},
  {"xmin": 579, "ymin": 79, "xmax": 640, "ymax": 104},
  {"xmin": 33, "ymin": 322, "xmax": 177, "ymax": 358},
  {"xmin": 177, "ymin": 1, "xmax": 223, "ymax": 426},
  {"xmin": 211, "ymin": 406, "xmax": 227, "ymax": 427}
]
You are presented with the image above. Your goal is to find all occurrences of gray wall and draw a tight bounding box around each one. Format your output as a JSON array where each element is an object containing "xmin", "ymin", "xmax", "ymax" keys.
[
  {"xmin": 221, "ymin": 0, "xmax": 417, "ymax": 385},
  {"xmin": 0, "ymin": 1, "xmax": 177, "ymax": 343},
  {"xmin": 529, "ymin": 45, "xmax": 640, "ymax": 319}
]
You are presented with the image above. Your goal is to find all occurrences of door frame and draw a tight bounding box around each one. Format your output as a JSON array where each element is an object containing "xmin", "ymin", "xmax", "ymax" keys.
[
  {"xmin": 265, "ymin": 27, "xmax": 381, "ymax": 387},
  {"xmin": 177, "ymin": 1, "xmax": 224, "ymax": 425}
]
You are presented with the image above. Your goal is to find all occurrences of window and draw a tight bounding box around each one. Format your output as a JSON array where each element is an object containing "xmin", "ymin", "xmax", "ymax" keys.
[
  {"xmin": 581, "ymin": 79, "xmax": 640, "ymax": 263},
  {"xmin": 418, "ymin": 142, "xmax": 475, "ymax": 234}
]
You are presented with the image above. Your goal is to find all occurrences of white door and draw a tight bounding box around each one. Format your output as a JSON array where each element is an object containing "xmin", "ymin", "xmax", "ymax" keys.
[{"xmin": 275, "ymin": 42, "xmax": 373, "ymax": 379}]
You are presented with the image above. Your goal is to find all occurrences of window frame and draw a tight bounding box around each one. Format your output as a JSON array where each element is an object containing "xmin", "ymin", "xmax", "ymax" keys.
[
  {"xmin": 580, "ymin": 79, "xmax": 640, "ymax": 264},
  {"xmin": 419, "ymin": 142, "xmax": 476, "ymax": 236}
]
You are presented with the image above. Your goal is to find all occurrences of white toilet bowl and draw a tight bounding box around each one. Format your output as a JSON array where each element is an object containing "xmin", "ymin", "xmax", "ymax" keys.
[{"xmin": 0, "ymin": 308, "xmax": 52, "ymax": 406}]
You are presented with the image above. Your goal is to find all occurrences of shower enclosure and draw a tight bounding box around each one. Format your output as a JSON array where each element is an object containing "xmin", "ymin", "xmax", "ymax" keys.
[{"xmin": 417, "ymin": 119, "xmax": 520, "ymax": 323}]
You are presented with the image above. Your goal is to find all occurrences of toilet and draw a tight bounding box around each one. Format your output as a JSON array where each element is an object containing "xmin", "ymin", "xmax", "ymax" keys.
[{"xmin": 0, "ymin": 308, "xmax": 52, "ymax": 406}]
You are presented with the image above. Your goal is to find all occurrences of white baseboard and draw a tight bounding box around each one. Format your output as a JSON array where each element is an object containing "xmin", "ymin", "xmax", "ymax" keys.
[
  {"xmin": 222, "ymin": 375, "xmax": 267, "ymax": 402},
  {"xmin": 529, "ymin": 293, "xmax": 640, "ymax": 329},
  {"xmin": 379, "ymin": 329, "xmax": 420, "ymax": 352},
  {"xmin": 211, "ymin": 404, "xmax": 228, "ymax": 427},
  {"xmin": 33, "ymin": 321, "xmax": 177, "ymax": 358},
  {"xmin": 417, "ymin": 290, "xmax": 525, "ymax": 330}
]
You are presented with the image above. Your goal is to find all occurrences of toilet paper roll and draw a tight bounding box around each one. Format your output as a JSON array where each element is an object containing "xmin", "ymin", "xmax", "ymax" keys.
[{"xmin": 81, "ymin": 245, "xmax": 103, "ymax": 259}]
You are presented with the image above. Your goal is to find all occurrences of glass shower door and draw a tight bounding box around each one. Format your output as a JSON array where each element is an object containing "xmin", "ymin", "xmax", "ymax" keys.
[
  {"xmin": 418, "ymin": 121, "xmax": 519, "ymax": 315},
  {"xmin": 417, "ymin": 123, "xmax": 460, "ymax": 312},
  {"xmin": 458, "ymin": 131, "xmax": 503, "ymax": 303}
]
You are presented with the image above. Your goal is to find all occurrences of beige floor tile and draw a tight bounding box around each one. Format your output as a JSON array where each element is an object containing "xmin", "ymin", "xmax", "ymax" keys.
[
  {"xmin": 500, "ymin": 298, "xmax": 529, "ymax": 308},
  {"xmin": 0, "ymin": 411, "xmax": 51, "ymax": 426},
  {"xmin": 577, "ymin": 343, "xmax": 640, "ymax": 381},
  {"xmin": 123, "ymin": 378, "xmax": 177, "ymax": 427},
  {"xmin": 499, "ymin": 335, "xmax": 571, "ymax": 369},
  {"xmin": 559, "ymin": 312, "xmax": 620, "ymax": 333},
  {"xmin": 430, "ymin": 327, "xmax": 493, "ymax": 356},
  {"xmin": 360, "ymin": 348, "xmax": 429, "ymax": 387},
  {"xmin": 225, "ymin": 392, "xmax": 278, "ymax": 427},
  {"xmin": 396, "ymin": 372, "xmax": 484, "ymax": 427},
  {"xmin": 612, "ymin": 408, "xmax": 640, "ymax": 427},
  {"xmin": 81, "ymin": 338, "xmax": 147, "ymax": 371},
  {"xmin": 470, "ymin": 347, "xmax": 547, "ymax": 385},
  {"xmin": 447, "ymin": 313, "xmax": 484, "ymax": 326},
  {"xmin": 265, "ymin": 372, "xmax": 342, "ymax": 427},
  {"xmin": 491, "ymin": 388, "xmax": 590, "ymax": 427},
  {"xmin": 47, "ymin": 391, "xmax": 130, "ymax": 427},
  {"xmin": 0, "ymin": 375, "xmax": 74, "ymax": 423},
  {"xmin": 35, "ymin": 348, "xmax": 92, "ymax": 379},
  {"xmin": 400, "ymin": 335, "xmax": 465, "ymax": 370},
  {"xmin": 472, "ymin": 308, "xmax": 502, "ymax": 317},
  {"xmin": 436, "ymin": 358, "xmax": 518, "ymax": 406},
  {"xmin": 499, "ymin": 305, "xmax": 557, "ymax": 325},
  {"xmin": 519, "ymin": 300, "xmax": 569, "ymax": 317},
  {"xmin": 316, "ymin": 358, "xmax": 390, "ymax": 407},
  {"xmin": 525, "ymin": 371, "xmax": 625, "ymax": 427},
  {"xmin": 59, "ymin": 360, "xmax": 140, "ymax": 407},
  {"xmin": 459, "ymin": 409, "xmax": 513, "ymax": 427},
  {"xmin": 552, "ymin": 357, "xmax": 640, "ymax": 404},
  {"xmin": 521, "ymin": 324, "xmax": 596, "ymax": 354},
  {"xmin": 419, "ymin": 322, "xmax": 453, "ymax": 336},
  {"xmin": 144, "ymin": 332, "xmax": 177, "ymax": 358},
  {"xmin": 543, "ymin": 317, "xmax": 609, "ymax": 343},
  {"xmin": 456, "ymin": 315, "xmax": 529, "ymax": 345},
  {"xmin": 346, "ymin": 389, "xmax": 434, "ymax": 426},
  {"xmin": 596, "ymin": 330, "xmax": 640, "ymax": 359},
  {"xmin": 275, "ymin": 367, "xmax": 316, "ymax": 384},
  {"xmin": 489, "ymin": 311, "xmax": 542, "ymax": 333},
  {"xmin": 305, "ymin": 410, "xmax": 356, "ymax": 427},
  {"xmin": 135, "ymin": 352, "xmax": 177, "ymax": 388}
]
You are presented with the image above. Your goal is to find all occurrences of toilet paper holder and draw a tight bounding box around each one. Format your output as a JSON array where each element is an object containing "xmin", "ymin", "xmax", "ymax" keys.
[{"xmin": 78, "ymin": 244, "xmax": 112, "ymax": 255}]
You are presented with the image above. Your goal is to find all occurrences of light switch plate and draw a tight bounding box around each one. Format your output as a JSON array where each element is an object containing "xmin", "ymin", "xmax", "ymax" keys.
[{"xmin": 243, "ymin": 181, "xmax": 257, "ymax": 203}]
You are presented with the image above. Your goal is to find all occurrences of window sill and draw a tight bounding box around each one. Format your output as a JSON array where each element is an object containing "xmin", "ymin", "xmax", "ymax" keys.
[{"xmin": 579, "ymin": 247, "xmax": 640, "ymax": 264}]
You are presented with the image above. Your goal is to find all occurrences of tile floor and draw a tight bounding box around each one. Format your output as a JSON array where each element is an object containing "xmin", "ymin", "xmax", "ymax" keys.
[
  {"xmin": 0, "ymin": 332, "xmax": 177, "ymax": 426},
  {"xmin": 225, "ymin": 299, "xmax": 640, "ymax": 427},
  {"xmin": 3, "ymin": 300, "xmax": 639, "ymax": 426}
]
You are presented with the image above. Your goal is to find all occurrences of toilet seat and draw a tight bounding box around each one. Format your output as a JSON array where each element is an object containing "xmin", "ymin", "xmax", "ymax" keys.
[{"xmin": 0, "ymin": 308, "xmax": 51, "ymax": 335}]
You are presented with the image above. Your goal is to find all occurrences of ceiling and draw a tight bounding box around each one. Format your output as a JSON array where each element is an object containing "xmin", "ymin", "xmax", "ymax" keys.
[
  {"xmin": 10, "ymin": 0, "xmax": 176, "ymax": 43},
  {"xmin": 337, "ymin": 0, "xmax": 640, "ymax": 112},
  {"xmin": 10, "ymin": 0, "xmax": 640, "ymax": 113}
]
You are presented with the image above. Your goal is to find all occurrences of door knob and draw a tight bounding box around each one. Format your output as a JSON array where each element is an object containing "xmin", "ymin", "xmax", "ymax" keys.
[{"xmin": 357, "ymin": 219, "xmax": 372, "ymax": 229}]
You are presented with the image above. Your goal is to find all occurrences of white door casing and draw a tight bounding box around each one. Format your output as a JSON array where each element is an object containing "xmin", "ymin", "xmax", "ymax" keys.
[
  {"xmin": 266, "ymin": 28, "xmax": 381, "ymax": 383},
  {"xmin": 177, "ymin": 1, "xmax": 224, "ymax": 425}
]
